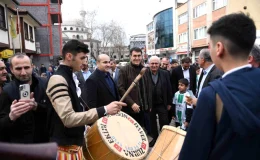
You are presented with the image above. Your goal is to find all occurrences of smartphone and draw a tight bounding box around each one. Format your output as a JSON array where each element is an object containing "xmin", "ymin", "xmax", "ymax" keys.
[{"xmin": 19, "ymin": 84, "xmax": 30, "ymax": 100}]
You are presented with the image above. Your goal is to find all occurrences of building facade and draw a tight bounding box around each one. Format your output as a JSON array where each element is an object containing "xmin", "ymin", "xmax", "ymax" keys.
[
  {"xmin": 129, "ymin": 34, "xmax": 146, "ymax": 50},
  {"xmin": 17, "ymin": 0, "xmax": 63, "ymax": 66},
  {"xmin": 176, "ymin": 0, "xmax": 260, "ymax": 62},
  {"xmin": 100, "ymin": 46, "xmax": 129, "ymax": 61}
]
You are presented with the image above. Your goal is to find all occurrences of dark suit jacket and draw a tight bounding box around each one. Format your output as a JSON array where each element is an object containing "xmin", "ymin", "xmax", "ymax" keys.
[
  {"xmin": 83, "ymin": 69, "xmax": 119, "ymax": 108},
  {"xmin": 198, "ymin": 65, "xmax": 223, "ymax": 91},
  {"xmin": 146, "ymin": 68, "xmax": 173, "ymax": 109},
  {"xmin": 171, "ymin": 65, "xmax": 197, "ymax": 95}
]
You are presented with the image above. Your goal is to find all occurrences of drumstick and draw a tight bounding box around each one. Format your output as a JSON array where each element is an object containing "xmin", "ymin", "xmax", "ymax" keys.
[{"xmin": 120, "ymin": 67, "xmax": 147, "ymax": 102}]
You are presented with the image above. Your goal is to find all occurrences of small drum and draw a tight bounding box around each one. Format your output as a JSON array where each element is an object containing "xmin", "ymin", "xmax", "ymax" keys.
[
  {"xmin": 146, "ymin": 126, "xmax": 186, "ymax": 160},
  {"xmin": 83, "ymin": 111, "xmax": 149, "ymax": 160}
]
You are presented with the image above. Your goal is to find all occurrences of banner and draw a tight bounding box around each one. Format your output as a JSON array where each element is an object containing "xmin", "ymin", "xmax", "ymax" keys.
[{"xmin": 10, "ymin": 16, "xmax": 17, "ymax": 38}]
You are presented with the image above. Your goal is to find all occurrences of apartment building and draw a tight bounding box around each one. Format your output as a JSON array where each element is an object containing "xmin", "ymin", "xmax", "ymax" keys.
[{"xmin": 176, "ymin": 0, "xmax": 260, "ymax": 62}]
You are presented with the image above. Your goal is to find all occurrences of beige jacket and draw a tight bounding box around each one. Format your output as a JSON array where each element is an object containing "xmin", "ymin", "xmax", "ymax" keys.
[{"xmin": 46, "ymin": 75, "xmax": 99, "ymax": 128}]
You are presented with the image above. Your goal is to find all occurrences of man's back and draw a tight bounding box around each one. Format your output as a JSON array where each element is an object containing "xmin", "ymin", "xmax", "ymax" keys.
[{"xmin": 180, "ymin": 67, "xmax": 260, "ymax": 160}]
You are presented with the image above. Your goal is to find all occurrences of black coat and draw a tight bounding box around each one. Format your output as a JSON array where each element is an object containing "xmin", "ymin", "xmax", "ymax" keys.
[
  {"xmin": 171, "ymin": 65, "xmax": 197, "ymax": 95},
  {"xmin": 83, "ymin": 69, "xmax": 119, "ymax": 108},
  {"xmin": 146, "ymin": 68, "xmax": 173, "ymax": 109},
  {"xmin": 0, "ymin": 75, "xmax": 49, "ymax": 143},
  {"xmin": 198, "ymin": 65, "xmax": 223, "ymax": 90}
]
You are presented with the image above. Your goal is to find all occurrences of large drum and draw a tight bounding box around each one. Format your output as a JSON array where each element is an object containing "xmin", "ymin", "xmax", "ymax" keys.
[
  {"xmin": 83, "ymin": 111, "xmax": 149, "ymax": 160},
  {"xmin": 146, "ymin": 126, "xmax": 186, "ymax": 160}
]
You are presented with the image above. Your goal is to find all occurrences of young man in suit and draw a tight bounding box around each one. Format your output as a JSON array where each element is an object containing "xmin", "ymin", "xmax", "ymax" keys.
[
  {"xmin": 84, "ymin": 54, "xmax": 119, "ymax": 108},
  {"xmin": 110, "ymin": 59, "xmax": 120, "ymax": 85},
  {"xmin": 0, "ymin": 60, "xmax": 7, "ymax": 94},
  {"xmin": 179, "ymin": 13, "xmax": 260, "ymax": 160},
  {"xmin": 171, "ymin": 57, "xmax": 197, "ymax": 95}
]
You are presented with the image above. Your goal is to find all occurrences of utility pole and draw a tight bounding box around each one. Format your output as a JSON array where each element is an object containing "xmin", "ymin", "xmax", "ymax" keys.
[{"xmin": 187, "ymin": 0, "xmax": 190, "ymax": 58}]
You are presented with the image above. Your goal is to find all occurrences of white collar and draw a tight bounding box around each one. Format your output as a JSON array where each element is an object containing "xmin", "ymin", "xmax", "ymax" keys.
[
  {"xmin": 204, "ymin": 64, "xmax": 215, "ymax": 73},
  {"xmin": 222, "ymin": 64, "xmax": 252, "ymax": 78}
]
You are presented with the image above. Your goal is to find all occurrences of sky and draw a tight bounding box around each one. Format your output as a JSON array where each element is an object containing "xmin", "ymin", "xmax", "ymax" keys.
[{"xmin": 61, "ymin": 0, "xmax": 180, "ymax": 40}]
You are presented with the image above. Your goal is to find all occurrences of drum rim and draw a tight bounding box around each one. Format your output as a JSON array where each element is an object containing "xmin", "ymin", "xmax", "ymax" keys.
[
  {"xmin": 97, "ymin": 111, "xmax": 149, "ymax": 159},
  {"xmin": 162, "ymin": 126, "xmax": 187, "ymax": 136}
]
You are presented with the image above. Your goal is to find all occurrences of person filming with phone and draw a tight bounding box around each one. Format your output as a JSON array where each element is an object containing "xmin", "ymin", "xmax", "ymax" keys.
[{"xmin": 0, "ymin": 53, "xmax": 49, "ymax": 143}]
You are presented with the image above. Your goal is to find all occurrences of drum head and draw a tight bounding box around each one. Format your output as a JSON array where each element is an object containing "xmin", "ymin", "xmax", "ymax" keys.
[{"xmin": 97, "ymin": 111, "xmax": 149, "ymax": 159}]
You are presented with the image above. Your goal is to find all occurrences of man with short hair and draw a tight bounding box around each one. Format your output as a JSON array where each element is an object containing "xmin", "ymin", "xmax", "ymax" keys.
[
  {"xmin": 46, "ymin": 40, "xmax": 126, "ymax": 159},
  {"xmin": 171, "ymin": 57, "xmax": 197, "ymax": 95},
  {"xmin": 0, "ymin": 53, "xmax": 49, "ymax": 143},
  {"xmin": 84, "ymin": 54, "xmax": 119, "ymax": 108},
  {"xmin": 110, "ymin": 59, "xmax": 120, "ymax": 85},
  {"xmin": 40, "ymin": 64, "xmax": 47, "ymax": 75},
  {"xmin": 146, "ymin": 56, "xmax": 172, "ymax": 147},
  {"xmin": 179, "ymin": 13, "xmax": 260, "ymax": 160},
  {"xmin": 75, "ymin": 56, "xmax": 91, "ymax": 92},
  {"xmin": 197, "ymin": 49, "xmax": 223, "ymax": 97},
  {"xmin": 46, "ymin": 66, "xmax": 53, "ymax": 79},
  {"xmin": 160, "ymin": 57, "xmax": 169, "ymax": 70},
  {"xmin": 249, "ymin": 44, "xmax": 260, "ymax": 68},
  {"xmin": 118, "ymin": 47, "xmax": 149, "ymax": 126},
  {"xmin": 0, "ymin": 60, "xmax": 7, "ymax": 94}
]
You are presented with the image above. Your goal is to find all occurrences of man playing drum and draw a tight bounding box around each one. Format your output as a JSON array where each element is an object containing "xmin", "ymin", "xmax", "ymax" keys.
[{"xmin": 46, "ymin": 40, "xmax": 126, "ymax": 160}]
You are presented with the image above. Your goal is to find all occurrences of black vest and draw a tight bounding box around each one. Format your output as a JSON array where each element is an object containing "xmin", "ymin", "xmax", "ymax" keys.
[{"xmin": 48, "ymin": 65, "xmax": 85, "ymax": 146}]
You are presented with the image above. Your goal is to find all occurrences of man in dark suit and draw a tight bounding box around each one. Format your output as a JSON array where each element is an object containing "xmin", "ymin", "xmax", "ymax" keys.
[
  {"xmin": 186, "ymin": 49, "xmax": 223, "ymax": 106},
  {"xmin": 83, "ymin": 54, "xmax": 119, "ymax": 108},
  {"xmin": 197, "ymin": 49, "xmax": 223, "ymax": 97},
  {"xmin": 110, "ymin": 59, "xmax": 120, "ymax": 85},
  {"xmin": 171, "ymin": 57, "xmax": 197, "ymax": 95},
  {"xmin": 249, "ymin": 44, "xmax": 260, "ymax": 68},
  {"xmin": 146, "ymin": 56, "xmax": 173, "ymax": 147},
  {"xmin": 75, "ymin": 56, "xmax": 92, "ymax": 92}
]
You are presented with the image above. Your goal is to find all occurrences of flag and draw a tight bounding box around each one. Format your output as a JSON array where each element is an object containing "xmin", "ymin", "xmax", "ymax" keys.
[
  {"xmin": 16, "ymin": 15, "xmax": 19, "ymax": 34},
  {"xmin": 10, "ymin": 16, "xmax": 17, "ymax": 38}
]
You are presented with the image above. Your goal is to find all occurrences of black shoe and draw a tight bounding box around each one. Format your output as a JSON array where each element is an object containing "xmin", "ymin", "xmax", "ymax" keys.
[{"xmin": 149, "ymin": 139, "xmax": 156, "ymax": 147}]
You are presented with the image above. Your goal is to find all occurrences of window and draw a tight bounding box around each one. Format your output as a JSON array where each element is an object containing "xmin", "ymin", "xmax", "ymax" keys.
[
  {"xmin": 70, "ymin": 27, "xmax": 73, "ymax": 30},
  {"xmin": 64, "ymin": 27, "xmax": 67, "ymax": 30},
  {"xmin": 81, "ymin": 35, "xmax": 84, "ymax": 39},
  {"xmin": 179, "ymin": 32, "xmax": 187, "ymax": 43},
  {"xmin": 76, "ymin": 35, "xmax": 80, "ymax": 39},
  {"xmin": 213, "ymin": 0, "xmax": 227, "ymax": 10},
  {"xmin": 0, "ymin": 5, "xmax": 6, "ymax": 29},
  {"xmin": 81, "ymin": 28, "xmax": 84, "ymax": 31},
  {"xmin": 24, "ymin": 22, "xmax": 29, "ymax": 39},
  {"xmin": 194, "ymin": 26, "xmax": 207, "ymax": 40},
  {"xmin": 76, "ymin": 27, "xmax": 79, "ymax": 31},
  {"xmin": 29, "ymin": 26, "xmax": 33, "ymax": 40},
  {"xmin": 178, "ymin": 12, "xmax": 187, "ymax": 25},
  {"xmin": 193, "ymin": 2, "xmax": 206, "ymax": 18},
  {"xmin": 72, "ymin": 35, "xmax": 76, "ymax": 38}
]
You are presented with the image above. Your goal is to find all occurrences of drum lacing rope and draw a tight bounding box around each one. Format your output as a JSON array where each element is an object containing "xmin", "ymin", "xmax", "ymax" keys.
[{"xmin": 153, "ymin": 128, "xmax": 181, "ymax": 160}]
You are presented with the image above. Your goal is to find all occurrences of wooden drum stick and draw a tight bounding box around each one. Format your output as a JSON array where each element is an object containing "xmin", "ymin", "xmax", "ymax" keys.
[{"xmin": 120, "ymin": 67, "xmax": 147, "ymax": 102}]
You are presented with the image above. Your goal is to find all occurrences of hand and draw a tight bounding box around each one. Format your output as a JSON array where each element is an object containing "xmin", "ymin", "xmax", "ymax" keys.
[
  {"xmin": 106, "ymin": 101, "xmax": 127, "ymax": 115},
  {"xmin": 131, "ymin": 103, "xmax": 140, "ymax": 113},
  {"xmin": 184, "ymin": 122, "xmax": 189, "ymax": 127},
  {"xmin": 19, "ymin": 92, "xmax": 37, "ymax": 110},
  {"xmin": 185, "ymin": 96, "xmax": 197, "ymax": 106},
  {"xmin": 9, "ymin": 100, "xmax": 32, "ymax": 121},
  {"xmin": 172, "ymin": 116, "xmax": 175, "ymax": 120},
  {"xmin": 167, "ymin": 105, "xmax": 171, "ymax": 111}
]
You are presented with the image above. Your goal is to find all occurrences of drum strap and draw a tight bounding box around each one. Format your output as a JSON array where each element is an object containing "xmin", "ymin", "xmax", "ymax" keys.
[{"xmin": 215, "ymin": 94, "xmax": 223, "ymax": 124}]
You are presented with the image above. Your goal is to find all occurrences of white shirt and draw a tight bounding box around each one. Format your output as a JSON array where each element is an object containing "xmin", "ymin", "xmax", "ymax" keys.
[
  {"xmin": 182, "ymin": 67, "xmax": 190, "ymax": 89},
  {"xmin": 72, "ymin": 73, "xmax": 81, "ymax": 97},
  {"xmin": 111, "ymin": 69, "xmax": 116, "ymax": 79},
  {"xmin": 222, "ymin": 64, "xmax": 252, "ymax": 78},
  {"xmin": 198, "ymin": 64, "xmax": 215, "ymax": 97}
]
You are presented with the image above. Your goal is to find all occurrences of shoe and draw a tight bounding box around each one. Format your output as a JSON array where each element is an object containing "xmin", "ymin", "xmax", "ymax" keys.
[{"xmin": 149, "ymin": 139, "xmax": 156, "ymax": 147}]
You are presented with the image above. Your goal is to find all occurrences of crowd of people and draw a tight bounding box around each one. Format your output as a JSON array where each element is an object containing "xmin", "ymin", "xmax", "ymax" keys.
[{"xmin": 0, "ymin": 13, "xmax": 260, "ymax": 160}]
